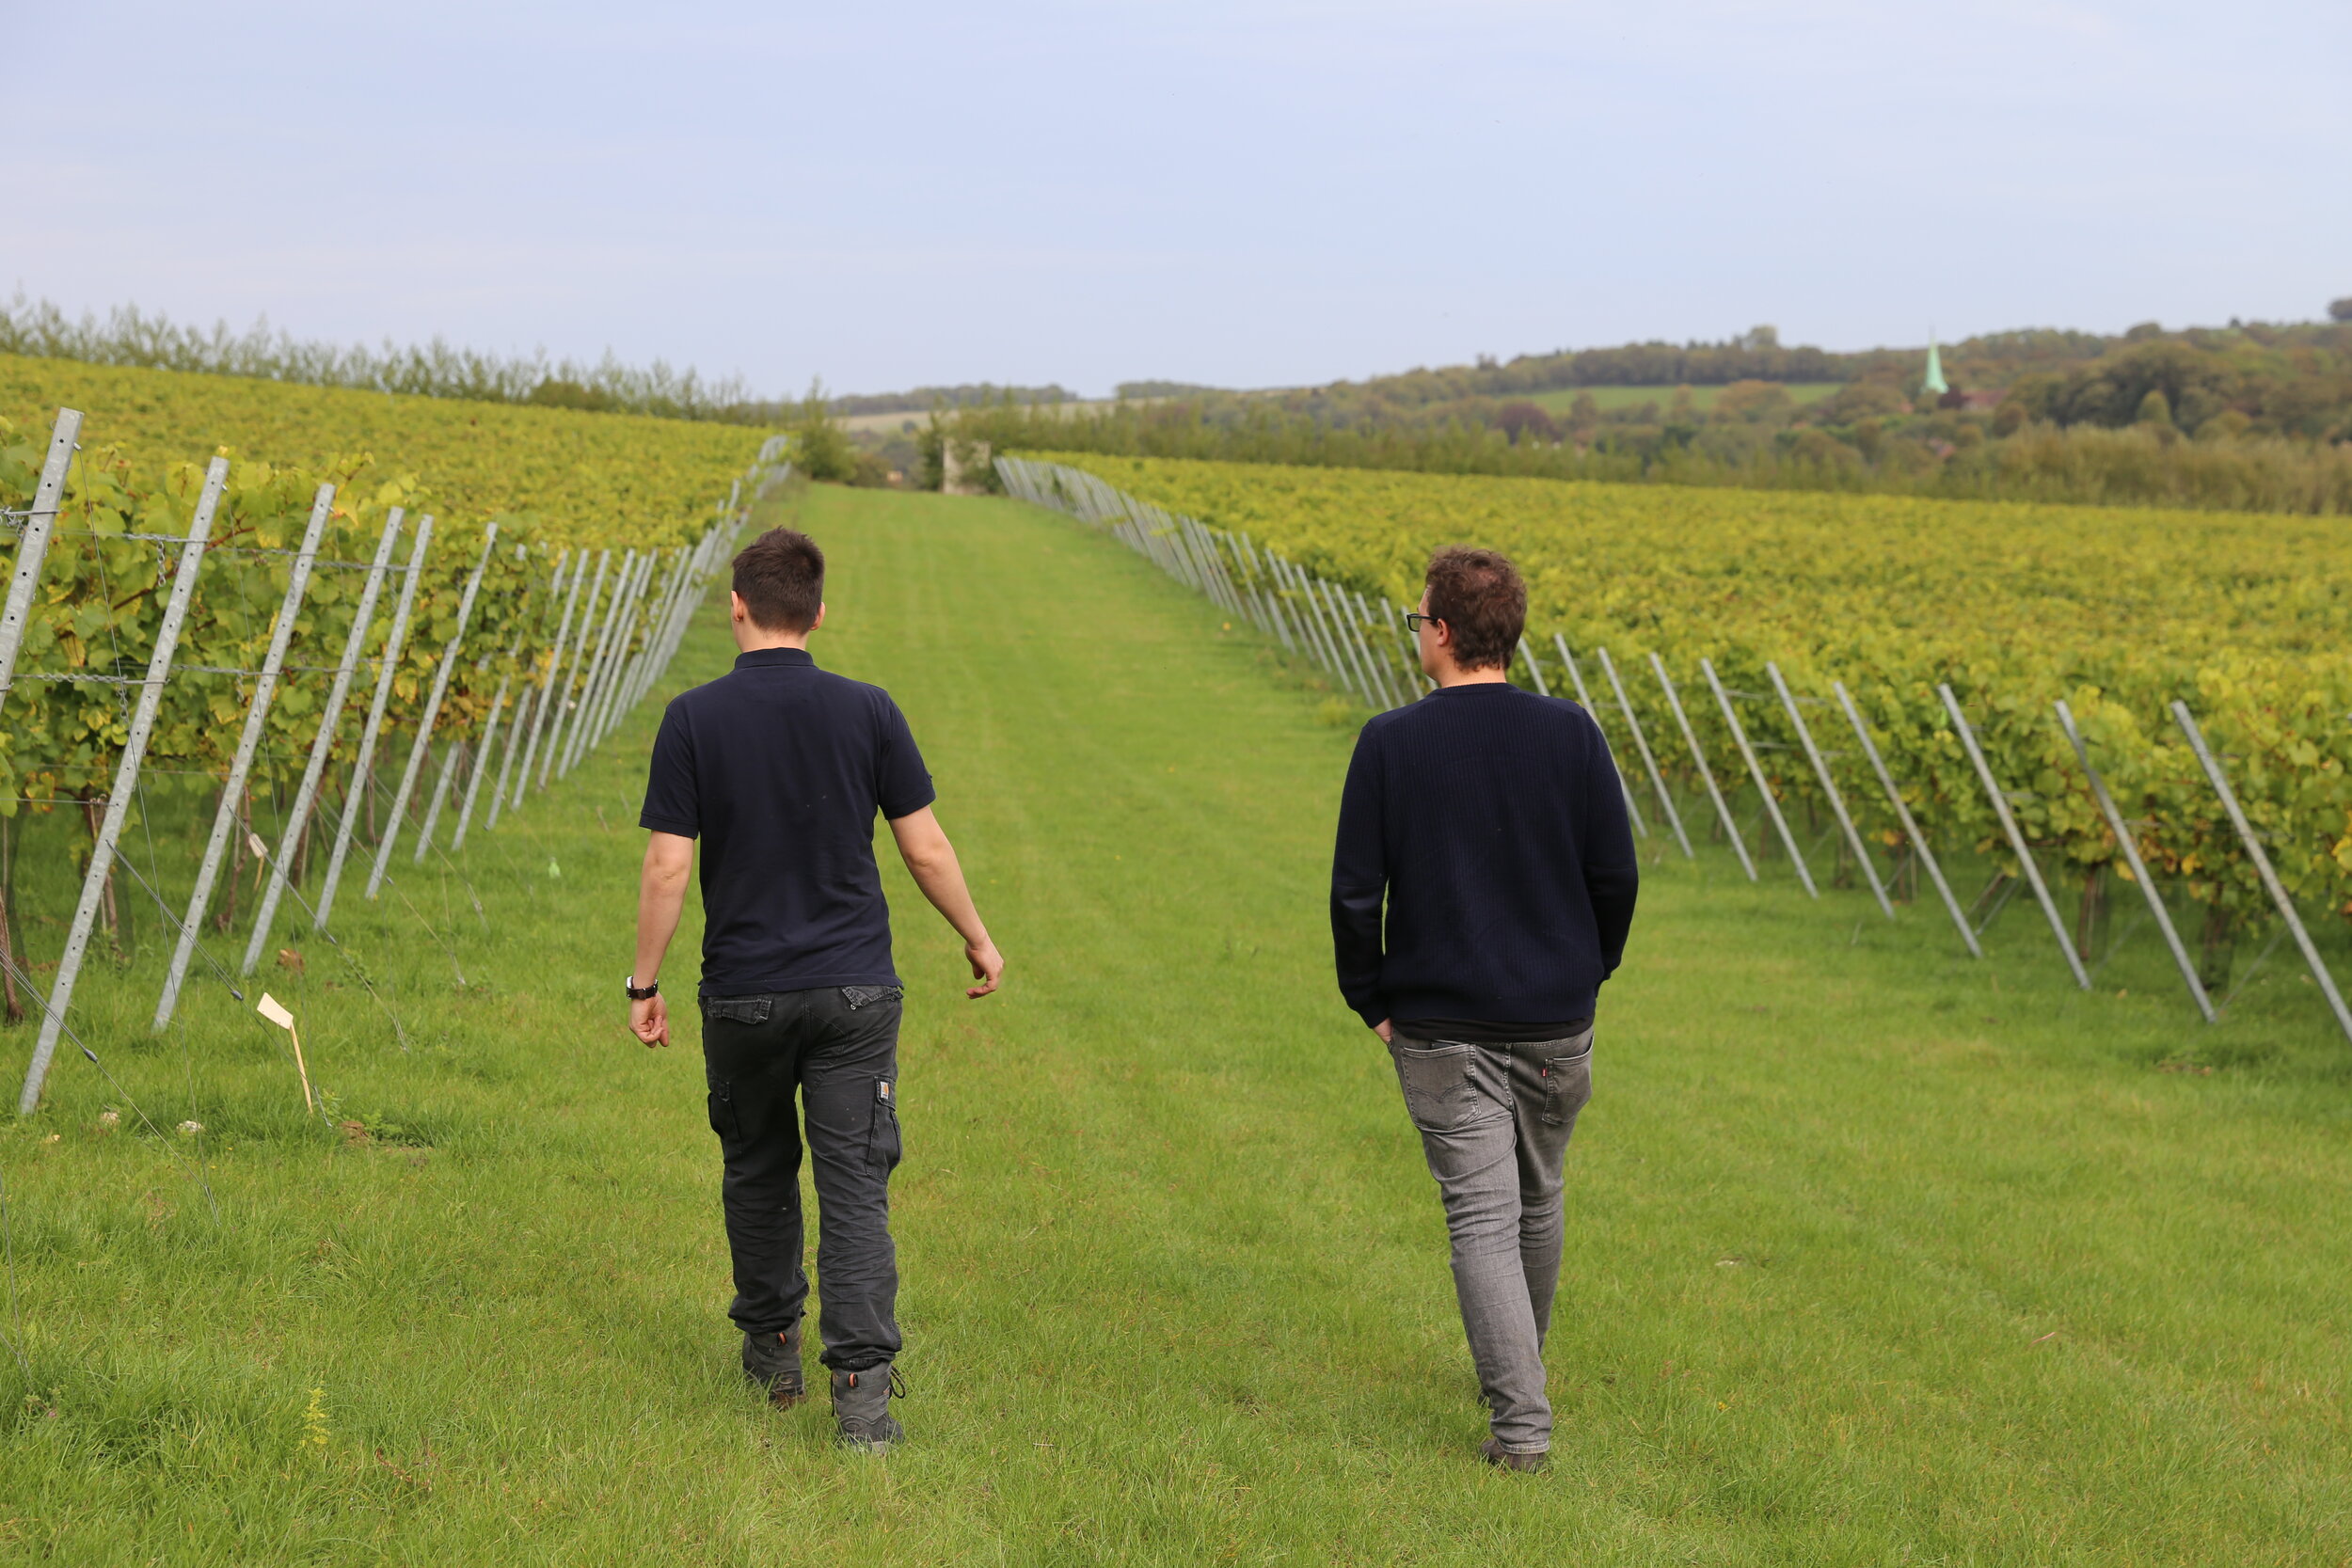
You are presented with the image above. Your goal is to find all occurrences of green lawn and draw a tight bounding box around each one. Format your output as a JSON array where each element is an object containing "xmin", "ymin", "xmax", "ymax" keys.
[
  {"xmin": 1522, "ymin": 384, "xmax": 1844, "ymax": 415},
  {"xmin": 1, "ymin": 483, "xmax": 2346, "ymax": 1564}
]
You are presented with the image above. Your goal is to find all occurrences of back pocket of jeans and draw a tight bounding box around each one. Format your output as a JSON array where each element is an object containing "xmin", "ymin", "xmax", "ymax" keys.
[
  {"xmin": 1542, "ymin": 1040, "xmax": 1594, "ymax": 1128},
  {"xmin": 842, "ymin": 986, "xmax": 903, "ymax": 1012},
  {"xmin": 867, "ymin": 1079, "xmax": 902, "ymax": 1171},
  {"xmin": 702, "ymin": 996, "xmax": 771, "ymax": 1025},
  {"xmin": 1393, "ymin": 1043, "xmax": 1492, "ymax": 1133}
]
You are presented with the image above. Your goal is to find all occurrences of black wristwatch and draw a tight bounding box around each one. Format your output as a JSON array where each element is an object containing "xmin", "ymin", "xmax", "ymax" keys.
[{"xmin": 625, "ymin": 975, "xmax": 660, "ymax": 1001}]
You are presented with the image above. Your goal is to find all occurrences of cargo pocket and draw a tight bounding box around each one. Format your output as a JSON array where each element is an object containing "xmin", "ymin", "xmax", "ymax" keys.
[
  {"xmin": 707, "ymin": 1079, "xmax": 740, "ymax": 1143},
  {"xmin": 1542, "ymin": 1039, "xmax": 1595, "ymax": 1129},
  {"xmin": 1392, "ymin": 1042, "xmax": 1499, "ymax": 1134},
  {"xmin": 867, "ymin": 1079, "xmax": 902, "ymax": 1171}
]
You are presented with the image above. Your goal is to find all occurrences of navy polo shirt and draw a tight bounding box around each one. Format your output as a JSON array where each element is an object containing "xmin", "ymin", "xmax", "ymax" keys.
[{"xmin": 639, "ymin": 647, "xmax": 935, "ymax": 997}]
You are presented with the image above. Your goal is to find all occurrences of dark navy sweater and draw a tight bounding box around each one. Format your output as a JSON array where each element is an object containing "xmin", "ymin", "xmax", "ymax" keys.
[{"xmin": 1331, "ymin": 682, "xmax": 1640, "ymax": 1033}]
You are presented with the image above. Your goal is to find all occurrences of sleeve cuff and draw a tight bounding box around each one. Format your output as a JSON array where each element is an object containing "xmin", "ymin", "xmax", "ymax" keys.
[{"xmin": 638, "ymin": 814, "xmax": 699, "ymax": 836}]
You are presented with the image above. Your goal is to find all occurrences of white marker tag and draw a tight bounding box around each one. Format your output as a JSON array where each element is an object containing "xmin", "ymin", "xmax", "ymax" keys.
[
  {"xmin": 246, "ymin": 832, "xmax": 267, "ymax": 862},
  {"xmin": 256, "ymin": 993, "xmax": 295, "ymax": 1031}
]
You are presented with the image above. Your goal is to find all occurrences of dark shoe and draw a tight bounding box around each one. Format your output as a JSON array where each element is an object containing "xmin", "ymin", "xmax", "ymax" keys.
[
  {"xmin": 1480, "ymin": 1437, "xmax": 1548, "ymax": 1473},
  {"xmin": 741, "ymin": 1321, "xmax": 806, "ymax": 1408},
  {"xmin": 832, "ymin": 1364, "xmax": 906, "ymax": 1452}
]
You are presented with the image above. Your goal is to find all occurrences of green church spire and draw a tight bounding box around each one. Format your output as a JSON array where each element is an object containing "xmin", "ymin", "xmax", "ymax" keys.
[{"xmin": 1922, "ymin": 333, "xmax": 1949, "ymax": 397}]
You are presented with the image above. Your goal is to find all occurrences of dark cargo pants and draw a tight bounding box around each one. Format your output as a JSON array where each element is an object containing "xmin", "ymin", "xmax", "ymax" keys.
[
  {"xmin": 1390, "ymin": 1027, "xmax": 1596, "ymax": 1453},
  {"xmin": 700, "ymin": 984, "xmax": 905, "ymax": 1372}
]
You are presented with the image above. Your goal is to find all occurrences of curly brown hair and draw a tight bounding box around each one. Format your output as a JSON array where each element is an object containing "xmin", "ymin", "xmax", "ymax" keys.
[
  {"xmin": 1423, "ymin": 546, "xmax": 1526, "ymax": 671},
  {"xmin": 732, "ymin": 528, "xmax": 825, "ymax": 632}
]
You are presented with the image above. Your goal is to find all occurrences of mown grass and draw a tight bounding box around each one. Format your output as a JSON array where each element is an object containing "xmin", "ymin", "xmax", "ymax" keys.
[{"xmin": 0, "ymin": 483, "xmax": 2345, "ymax": 1563}]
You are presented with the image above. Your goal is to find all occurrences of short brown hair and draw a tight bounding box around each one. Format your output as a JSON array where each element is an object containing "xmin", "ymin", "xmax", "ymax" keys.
[
  {"xmin": 1424, "ymin": 546, "xmax": 1526, "ymax": 671},
  {"xmin": 732, "ymin": 528, "xmax": 824, "ymax": 632}
]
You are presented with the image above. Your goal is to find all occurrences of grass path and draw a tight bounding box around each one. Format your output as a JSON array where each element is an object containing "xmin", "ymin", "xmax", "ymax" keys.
[{"xmin": 1, "ymin": 483, "xmax": 2347, "ymax": 1563}]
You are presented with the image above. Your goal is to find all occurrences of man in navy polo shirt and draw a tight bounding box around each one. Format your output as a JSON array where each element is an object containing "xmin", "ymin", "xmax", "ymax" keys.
[{"xmin": 629, "ymin": 526, "xmax": 1003, "ymax": 1453}]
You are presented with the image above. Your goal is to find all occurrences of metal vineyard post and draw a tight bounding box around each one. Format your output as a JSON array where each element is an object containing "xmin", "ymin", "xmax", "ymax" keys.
[
  {"xmin": 1833, "ymin": 681, "xmax": 1978, "ymax": 958},
  {"xmin": 239, "ymin": 511, "xmax": 406, "ymax": 977},
  {"xmin": 312, "ymin": 515, "xmax": 436, "ymax": 934},
  {"xmin": 1597, "ymin": 646, "xmax": 1691, "ymax": 856},
  {"xmin": 1654, "ymin": 653, "xmax": 1756, "ymax": 881},
  {"xmin": 1938, "ymin": 684, "xmax": 2090, "ymax": 990},
  {"xmin": 1702, "ymin": 657, "xmax": 1815, "ymax": 895},
  {"xmin": 21, "ymin": 478, "xmax": 219, "ymax": 1114},
  {"xmin": 367, "ymin": 524, "xmax": 500, "ymax": 898},
  {"xmin": 1767, "ymin": 663, "xmax": 1892, "ymax": 918},
  {"xmin": 154, "ymin": 475, "xmax": 331, "ymax": 1028},
  {"xmin": 2054, "ymin": 699, "xmax": 2208, "ymax": 1019}
]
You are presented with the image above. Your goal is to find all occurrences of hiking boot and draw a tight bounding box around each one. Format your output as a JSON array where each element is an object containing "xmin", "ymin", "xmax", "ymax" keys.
[
  {"xmin": 741, "ymin": 1320, "xmax": 806, "ymax": 1408},
  {"xmin": 1480, "ymin": 1437, "xmax": 1548, "ymax": 1473},
  {"xmin": 832, "ymin": 1364, "xmax": 906, "ymax": 1452}
]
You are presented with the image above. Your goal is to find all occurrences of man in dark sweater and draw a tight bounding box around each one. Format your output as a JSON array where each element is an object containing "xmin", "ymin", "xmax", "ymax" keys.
[
  {"xmin": 1331, "ymin": 546, "xmax": 1638, "ymax": 1471},
  {"xmin": 630, "ymin": 527, "xmax": 1004, "ymax": 1453}
]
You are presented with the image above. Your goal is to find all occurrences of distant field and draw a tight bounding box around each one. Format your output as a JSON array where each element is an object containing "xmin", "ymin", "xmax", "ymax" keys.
[{"xmin": 1524, "ymin": 382, "xmax": 1843, "ymax": 415}]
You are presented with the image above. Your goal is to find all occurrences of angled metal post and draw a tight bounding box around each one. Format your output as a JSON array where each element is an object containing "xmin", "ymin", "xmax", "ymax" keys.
[
  {"xmin": 590, "ymin": 549, "xmax": 667, "ymax": 748},
  {"xmin": 472, "ymin": 546, "xmax": 572, "ymax": 836},
  {"xmin": 240, "ymin": 510, "xmax": 405, "ymax": 975},
  {"xmin": 562, "ymin": 549, "xmax": 647, "ymax": 774},
  {"xmin": 1768, "ymin": 663, "xmax": 1892, "ymax": 917},
  {"xmin": 450, "ymin": 680, "xmax": 511, "ymax": 852},
  {"xmin": 2055, "ymin": 701, "xmax": 2208, "ymax": 1018},
  {"xmin": 1834, "ymin": 681, "xmax": 1979, "ymax": 958},
  {"xmin": 368, "ymin": 523, "xmax": 500, "ymax": 897},
  {"xmin": 1702, "ymin": 657, "xmax": 1815, "ymax": 895},
  {"xmin": 1938, "ymin": 684, "xmax": 2090, "ymax": 990},
  {"xmin": 1597, "ymin": 646, "xmax": 1692, "ymax": 856},
  {"xmin": 548, "ymin": 549, "xmax": 626, "ymax": 782},
  {"xmin": 536, "ymin": 546, "xmax": 613, "ymax": 789},
  {"xmin": 1327, "ymin": 579, "xmax": 1381, "ymax": 708},
  {"xmin": 2170, "ymin": 701, "xmax": 2352, "ymax": 1042},
  {"xmin": 153, "ymin": 471, "xmax": 326, "ymax": 1028},
  {"xmin": 313, "ymin": 515, "xmax": 436, "ymax": 933},
  {"xmin": 413, "ymin": 738, "xmax": 468, "ymax": 863},
  {"xmin": 514, "ymin": 546, "xmax": 595, "ymax": 802},
  {"xmin": 1553, "ymin": 634, "xmax": 1647, "ymax": 835},
  {"xmin": 484, "ymin": 680, "xmax": 534, "ymax": 832},
  {"xmin": 0, "ymin": 408, "xmax": 83, "ymax": 706},
  {"xmin": 22, "ymin": 491, "xmax": 216, "ymax": 1114},
  {"xmin": 579, "ymin": 553, "xmax": 654, "ymax": 754},
  {"xmin": 633, "ymin": 535, "xmax": 706, "ymax": 706},
  {"xmin": 617, "ymin": 546, "xmax": 689, "ymax": 723},
  {"xmin": 1654, "ymin": 653, "xmax": 1756, "ymax": 881},
  {"xmin": 1517, "ymin": 637, "xmax": 1551, "ymax": 697}
]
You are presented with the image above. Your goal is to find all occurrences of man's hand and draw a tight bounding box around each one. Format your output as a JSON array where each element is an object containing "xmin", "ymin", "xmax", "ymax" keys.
[
  {"xmin": 631, "ymin": 994, "xmax": 671, "ymax": 1048},
  {"xmin": 889, "ymin": 807, "xmax": 1005, "ymax": 1001},
  {"xmin": 1373, "ymin": 1018, "xmax": 1394, "ymax": 1044},
  {"xmin": 964, "ymin": 939, "xmax": 1005, "ymax": 999}
]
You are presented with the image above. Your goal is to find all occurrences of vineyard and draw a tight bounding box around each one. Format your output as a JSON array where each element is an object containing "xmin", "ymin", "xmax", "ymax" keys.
[
  {"xmin": 1005, "ymin": 453, "xmax": 2352, "ymax": 1038},
  {"xmin": 0, "ymin": 392, "xmax": 777, "ymax": 1114},
  {"xmin": 0, "ymin": 354, "xmax": 768, "ymax": 545}
]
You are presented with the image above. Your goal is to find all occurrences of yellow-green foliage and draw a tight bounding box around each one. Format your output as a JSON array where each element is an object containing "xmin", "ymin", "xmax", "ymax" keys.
[
  {"xmin": 0, "ymin": 354, "xmax": 766, "ymax": 546},
  {"xmin": 0, "ymin": 356, "xmax": 762, "ymax": 821},
  {"xmin": 1049, "ymin": 454, "xmax": 2352, "ymax": 923}
]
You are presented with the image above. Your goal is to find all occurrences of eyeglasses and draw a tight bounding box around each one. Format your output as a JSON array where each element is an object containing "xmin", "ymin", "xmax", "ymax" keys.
[{"xmin": 1403, "ymin": 610, "xmax": 1444, "ymax": 633}]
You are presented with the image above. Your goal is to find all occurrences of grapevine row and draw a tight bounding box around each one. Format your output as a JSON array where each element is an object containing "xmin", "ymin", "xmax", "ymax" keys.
[{"xmin": 999, "ymin": 454, "xmax": 2352, "ymax": 1043}]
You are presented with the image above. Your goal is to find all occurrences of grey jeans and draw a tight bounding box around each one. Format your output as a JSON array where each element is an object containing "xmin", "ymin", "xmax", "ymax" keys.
[{"xmin": 1391, "ymin": 1027, "xmax": 1595, "ymax": 1453}]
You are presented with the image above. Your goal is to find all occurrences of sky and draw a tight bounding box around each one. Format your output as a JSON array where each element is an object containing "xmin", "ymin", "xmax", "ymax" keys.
[{"xmin": 9, "ymin": 0, "xmax": 2350, "ymax": 399}]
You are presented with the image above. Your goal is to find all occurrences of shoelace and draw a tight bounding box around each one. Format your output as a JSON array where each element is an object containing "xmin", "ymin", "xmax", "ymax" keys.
[{"xmin": 889, "ymin": 1366, "xmax": 909, "ymax": 1399}]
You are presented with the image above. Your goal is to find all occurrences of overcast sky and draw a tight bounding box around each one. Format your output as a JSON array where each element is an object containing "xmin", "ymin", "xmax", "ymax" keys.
[{"xmin": 11, "ymin": 1, "xmax": 2348, "ymax": 398}]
